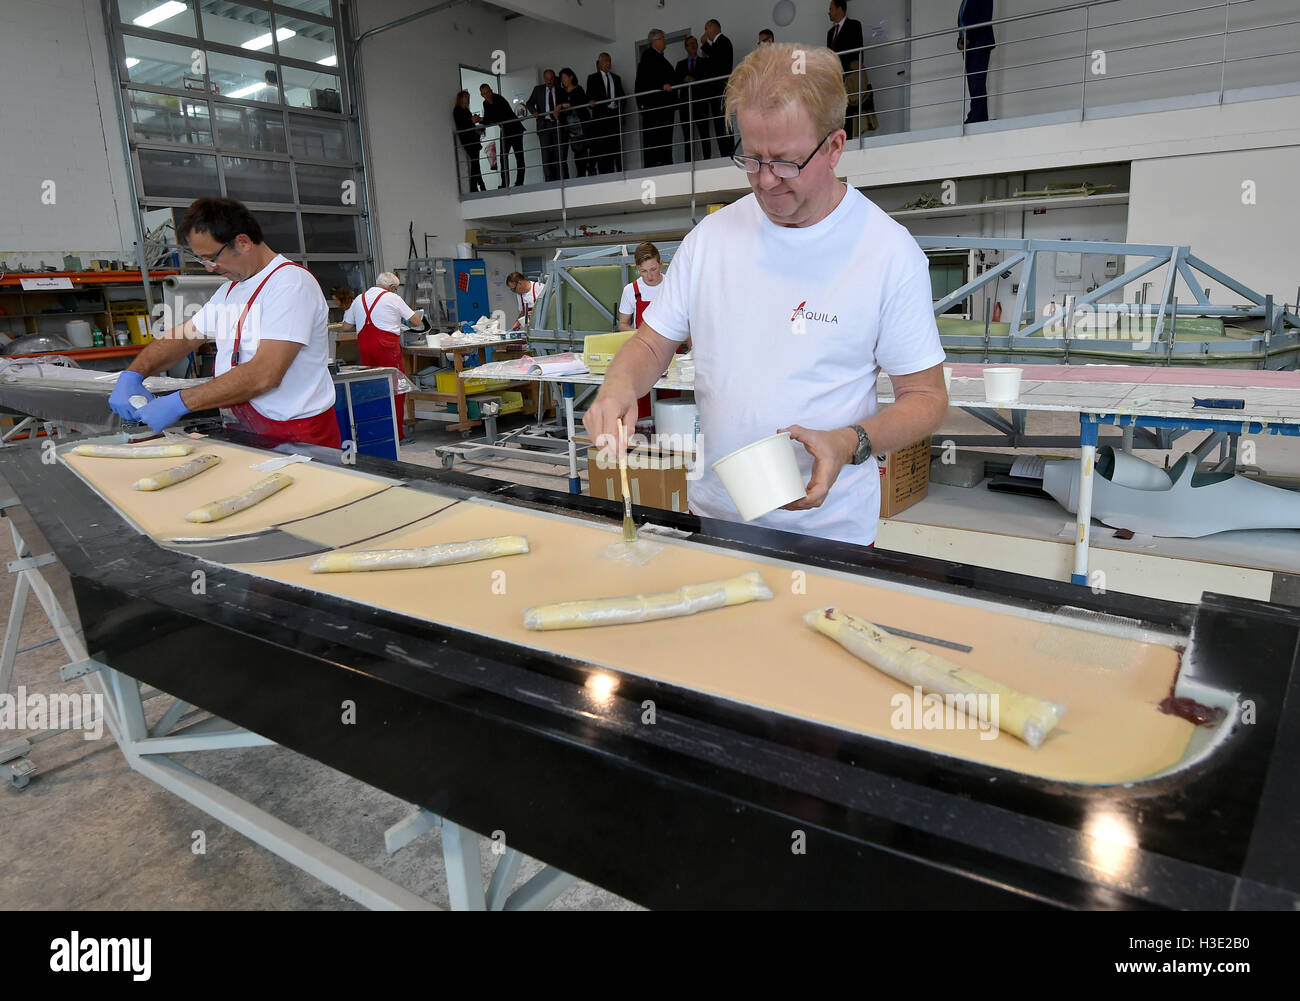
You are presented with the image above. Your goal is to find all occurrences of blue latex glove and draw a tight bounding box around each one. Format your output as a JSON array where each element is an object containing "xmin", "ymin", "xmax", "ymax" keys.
[
  {"xmin": 109, "ymin": 370, "xmax": 154, "ymax": 420},
  {"xmin": 137, "ymin": 391, "xmax": 191, "ymax": 433}
]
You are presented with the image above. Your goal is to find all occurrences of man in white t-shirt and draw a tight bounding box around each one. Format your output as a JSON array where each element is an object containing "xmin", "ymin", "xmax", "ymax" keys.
[
  {"xmin": 584, "ymin": 43, "xmax": 947, "ymax": 547},
  {"xmin": 507, "ymin": 272, "xmax": 546, "ymax": 329},
  {"xmin": 617, "ymin": 242, "xmax": 666, "ymax": 330},
  {"xmin": 108, "ymin": 197, "xmax": 340, "ymax": 448}
]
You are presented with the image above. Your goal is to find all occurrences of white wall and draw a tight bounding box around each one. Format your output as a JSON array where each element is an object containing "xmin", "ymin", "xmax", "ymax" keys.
[
  {"xmin": 1126, "ymin": 145, "xmax": 1300, "ymax": 307},
  {"xmin": 0, "ymin": 0, "xmax": 137, "ymax": 263},
  {"xmin": 353, "ymin": 0, "xmax": 507, "ymax": 273}
]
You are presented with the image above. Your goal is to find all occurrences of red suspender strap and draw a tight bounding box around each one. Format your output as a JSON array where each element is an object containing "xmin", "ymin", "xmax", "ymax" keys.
[
  {"xmin": 230, "ymin": 261, "xmax": 304, "ymax": 366},
  {"xmin": 633, "ymin": 280, "xmax": 642, "ymax": 303},
  {"xmin": 361, "ymin": 288, "xmax": 391, "ymax": 325}
]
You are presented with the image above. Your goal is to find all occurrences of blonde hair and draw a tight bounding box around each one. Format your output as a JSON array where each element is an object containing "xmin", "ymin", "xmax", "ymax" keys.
[{"xmin": 724, "ymin": 43, "xmax": 846, "ymax": 142}]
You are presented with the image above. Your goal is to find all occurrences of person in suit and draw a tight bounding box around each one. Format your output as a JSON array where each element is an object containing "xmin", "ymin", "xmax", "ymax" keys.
[
  {"xmin": 452, "ymin": 90, "xmax": 486, "ymax": 192},
  {"xmin": 958, "ymin": 0, "xmax": 995, "ymax": 124},
  {"xmin": 635, "ymin": 29, "xmax": 676, "ymax": 168},
  {"xmin": 478, "ymin": 83, "xmax": 525, "ymax": 187},
  {"xmin": 556, "ymin": 67, "xmax": 593, "ymax": 178},
  {"xmin": 586, "ymin": 52, "xmax": 626, "ymax": 174},
  {"xmin": 699, "ymin": 19, "xmax": 734, "ymax": 156},
  {"xmin": 674, "ymin": 36, "xmax": 713, "ymax": 161},
  {"xmin": 827, "ymin": 0, "xmax": 876, "ymax": 138},
  {"xmin": 526, "ymin": 69, "xmax": 564, "ymax": 181}
]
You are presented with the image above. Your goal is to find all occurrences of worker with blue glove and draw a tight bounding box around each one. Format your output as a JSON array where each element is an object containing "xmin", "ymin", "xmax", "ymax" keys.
[{"xmin": 107, "ymin": 197, "xmax": 340, "ymax": 447}]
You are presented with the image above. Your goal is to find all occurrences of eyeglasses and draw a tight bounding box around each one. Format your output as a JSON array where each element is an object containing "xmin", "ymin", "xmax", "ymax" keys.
[
  {"xmin": 732, "ymin": 131, "xmax": 835, "ymax": 179},
  {"xmin": 184, "ymin": 240, "xmax": 233, "ymax": 269}
]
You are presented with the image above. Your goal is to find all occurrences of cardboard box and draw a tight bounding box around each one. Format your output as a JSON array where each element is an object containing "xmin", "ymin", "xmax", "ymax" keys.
[
  {"xmin": 877, "ymin": 436, "xmax": 931, "ymax": 518},
  {"xmin": 586, "ymin": 445, "xmax": 691, "ymax": 513}
]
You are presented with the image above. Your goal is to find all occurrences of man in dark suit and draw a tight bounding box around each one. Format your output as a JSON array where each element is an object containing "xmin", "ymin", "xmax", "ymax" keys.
[
  {"xmin": 674, "ymin": 36, "xmax": 712, "ymax": 161},
  {"xmin": 586, "ymin": 52, "xmax": 626, "ymax": 174},
  {"xmin": 478, "ymin": 83, "xmax": 525, "ymax": 187},
  {"xmin": 827, "ymin": 0, "xmax": 876, "ymax": 138},
  {"xmin": 958, "ymin": 0, "xmax": 995, "ymax": 124},
  {"xmin": 635, "ymin": 29, "xmax": 676, "ymax": 168},
  {"xmin": 526, "ymin": 69, "xmax": 564, "ymax": 181},
  {"xmin": 699, "ymin": 18, "xmax": 734, "ymax": 156}
]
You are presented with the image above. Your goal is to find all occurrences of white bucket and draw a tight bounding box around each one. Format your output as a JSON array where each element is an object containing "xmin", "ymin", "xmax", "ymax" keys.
[
  {"xmin": 652, "ymin": 398, "xmax": 699, "ymax": 452},
  {"xmin": 711, "ymin": 432, "xmax": 807, "ymax": 521},
  {"xmin": 65, "ymin": 320, "xmax": 93, "ymax": 347},
  {"xmin": 984, "ymin": 366, "xmax": 1023, "ymax": 403}
]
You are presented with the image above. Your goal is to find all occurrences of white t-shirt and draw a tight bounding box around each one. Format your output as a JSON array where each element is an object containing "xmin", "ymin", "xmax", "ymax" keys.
[
  {"xmin": 618, "ymin": 277, "xmax": 663, "ymax": 319},
  {"xmin": 644, "ymin": 187, "xmax": 945, "ymax": 546},
  {"xmin": 343, "ymin": 287, "xmax": 418, "ymax": 334},
  {"xmin": 517, "ymin": 280, "xmax": 545, "ymax": 321},
  {"xmin": 191, "ymin": 254, "xmax": 335, "ymax": 423}
]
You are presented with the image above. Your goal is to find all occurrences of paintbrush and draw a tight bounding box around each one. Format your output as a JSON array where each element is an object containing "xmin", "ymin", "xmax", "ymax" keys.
[{"xmin": 617, "ymin": 417, "xmax": 635, "ymax": 542}]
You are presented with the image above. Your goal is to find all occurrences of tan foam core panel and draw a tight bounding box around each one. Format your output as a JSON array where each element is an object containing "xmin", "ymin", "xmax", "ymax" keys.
[
  {"xmin": 62, "ymin": 441, "xmax": 391, "ymax": 540},
  {"xmin": 62, "ymin": 441, "xmax": 1194, "ymax": 783},
  {"xmin": 235, "ymin": 500, "xmax": 1194, "ymax": 785}
]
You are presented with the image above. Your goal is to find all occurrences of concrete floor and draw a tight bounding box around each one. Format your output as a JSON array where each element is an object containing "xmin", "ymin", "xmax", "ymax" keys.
[{"xmin": 0, "ymin": 417, "xmax": 637, "ymax": 910}]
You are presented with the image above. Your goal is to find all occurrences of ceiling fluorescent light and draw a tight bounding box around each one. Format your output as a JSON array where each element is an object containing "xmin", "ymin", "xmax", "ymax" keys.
[
  {"xmin": 132, "ymin": 1, "xmax": 186, "ymax": 29},
  {"xmin": 242, "ymin": 27, "xmax": 296, "ymax": 51},
  {"xmin": 227, "ymin": 81, "xmax": 266, "ymax": 99}
]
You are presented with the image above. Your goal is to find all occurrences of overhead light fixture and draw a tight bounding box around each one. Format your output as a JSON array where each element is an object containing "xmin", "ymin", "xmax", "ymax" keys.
[
  {"xmin": 316, "ymin": 54, "xmax": 337, "ymax": 67},
  {"xmin": 125, "ymin": 57, "xmax": 141, "ymax": 69},
  {"xmin": 227, "ymin": 81, "xmax": 266, "ymax": 99},
  {"xmin": 132, "ymin": 1, "xmax": 186, "ymax": 29},
  {"xmin": 242, "ymin": 27, "xmax": 295, "ymax": 51}
]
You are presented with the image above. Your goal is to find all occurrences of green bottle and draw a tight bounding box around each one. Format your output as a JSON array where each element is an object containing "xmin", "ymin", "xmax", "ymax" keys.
[{"xmin": 92, "ymin": 326, "xmax": 105, "ymax": 347}]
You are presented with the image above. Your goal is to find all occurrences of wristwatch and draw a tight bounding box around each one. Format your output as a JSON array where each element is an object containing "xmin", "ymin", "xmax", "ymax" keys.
[{"xmin": 849, "ymin": 423, "xmax": 873, "ymax": 465}]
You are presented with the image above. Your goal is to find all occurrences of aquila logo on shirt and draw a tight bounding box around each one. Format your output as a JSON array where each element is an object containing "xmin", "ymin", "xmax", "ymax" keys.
[{"xmin": 790, "ymin": 300, "xmax": 839, "ymax": 334}]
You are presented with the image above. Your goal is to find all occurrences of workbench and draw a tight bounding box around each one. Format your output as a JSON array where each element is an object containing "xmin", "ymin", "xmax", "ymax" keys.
[
  {"xmin": 450, "ymin": 362, "xmax": 693, "ymax": 491},
  {"xmin": 402, "ymin": 337, "xmax": 540, "ymax": 433},
  {"xmin": 889, "ymin": 364, "xmax": 1300, "ymax": 585},
  {"xmin": 2, "ymin": 425, "xmax": 1298, "ymax": 909}
]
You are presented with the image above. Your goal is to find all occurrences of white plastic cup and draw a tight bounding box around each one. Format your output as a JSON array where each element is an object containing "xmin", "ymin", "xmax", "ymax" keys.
[
  {"xmin": 983, "ymin": 366, "xmax": 1023, "ymax": 403},
  {"xmin": 711, "ymin": 432, "xmax": 807, "ymax": 521}
]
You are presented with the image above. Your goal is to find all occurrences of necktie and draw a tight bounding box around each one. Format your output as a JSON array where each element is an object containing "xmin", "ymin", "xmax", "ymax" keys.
[
  {"xmin": 833, "ymin": 22, "xmax": 840, "ymax": 45},
  {"xmin": 689, "ymin": 58, "xmax": 694, "ymax": 72},
  {"xmin": 605, "ymin": 72, "xmax": 614, "ymax": 108},
  {"xmin": 547, "ymin": 88, "xmax": 553, "ymax": 113}
]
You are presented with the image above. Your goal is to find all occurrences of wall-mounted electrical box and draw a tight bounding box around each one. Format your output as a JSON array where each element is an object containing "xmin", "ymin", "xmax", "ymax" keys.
[{"xmin": 1054, "ymin": 252, "xmax": 1083, "ymax": 280}]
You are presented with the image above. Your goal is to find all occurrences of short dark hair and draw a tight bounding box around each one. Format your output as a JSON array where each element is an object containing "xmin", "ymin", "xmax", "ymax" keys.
[
  {"xmin": 830, "ymin": 0, "xmax": 847, "ymax": 13},
  {"xmin": 633, "ymin": 242, "xmax": 661, "ymax": 266},
  {"xmin": 179, "ymin": 197, "xmax": 264, "ymax": 245},
  {"xmin": 706, "ymin": 19, "xmax": 720, "ymax": 31},
  {"xmin": 759, "ymin": 28, "xmax": 774, "ymax": 41},
  {"xmin": 506, "ymin": 271, "xmax": 526, "ymax": 286},
  {"xmin": 559, "ymin": 66, "xmax": 577, "ymax": 86}
]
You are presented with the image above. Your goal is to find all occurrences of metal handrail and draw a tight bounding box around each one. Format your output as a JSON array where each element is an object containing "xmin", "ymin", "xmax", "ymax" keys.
[{"xmin": 450, "ymin": 0, "xmax": 1299, "ymax": 205}]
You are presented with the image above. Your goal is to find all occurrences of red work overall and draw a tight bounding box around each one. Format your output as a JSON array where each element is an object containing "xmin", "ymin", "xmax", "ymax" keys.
[
  {"xmin": 632, "ymin": 280, "xmax": 679, "ymax": 415},
  {"xmin": 224, "ymin": 262, "xmax": 342, "ymax": 449},
  {"xmin": 356, "ymin": 289, "xmax": 407, "ymax": 439}
]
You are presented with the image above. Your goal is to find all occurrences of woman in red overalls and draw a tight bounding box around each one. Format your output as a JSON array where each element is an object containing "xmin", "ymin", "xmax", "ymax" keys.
[{"xmin": 342, "ymin": 272, "xmax": 417, "ymax": 439}]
